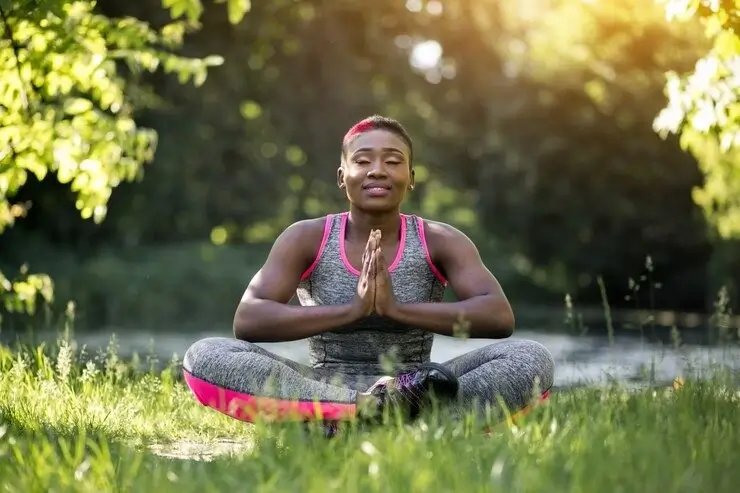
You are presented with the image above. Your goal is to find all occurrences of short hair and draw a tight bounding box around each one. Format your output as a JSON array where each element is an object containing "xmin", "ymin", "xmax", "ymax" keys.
[{"xmin": 341, "ymin": 115, "xmax": 414, "ymax": 166}]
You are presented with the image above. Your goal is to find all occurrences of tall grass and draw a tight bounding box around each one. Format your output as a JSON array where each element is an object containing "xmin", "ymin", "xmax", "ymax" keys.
[
  {"xmin": 0, "ymin": 261, "xmax": 738, "ymax": 491},
  {"xmin": 0, "ymin": 332, "xmax": 739, "ymax": 492}
]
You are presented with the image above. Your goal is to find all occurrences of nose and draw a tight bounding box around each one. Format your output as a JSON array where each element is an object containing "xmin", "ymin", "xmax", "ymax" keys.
[{"xmin": 366, "ymin": 159, "xmax": 388, "ymax": 178}]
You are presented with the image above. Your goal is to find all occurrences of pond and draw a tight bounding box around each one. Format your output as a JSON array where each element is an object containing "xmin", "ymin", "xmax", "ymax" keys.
[{"xmin": 31, "ymin": 327, "xmax": 740, "ymax": 389}]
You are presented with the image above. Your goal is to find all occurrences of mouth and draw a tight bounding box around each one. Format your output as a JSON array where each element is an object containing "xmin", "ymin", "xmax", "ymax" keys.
[
  {"xmin": 362, "ymin": 183, "xmax": 392, "ymax": 191},
  {"xmin": 362, "ymin": 183, "xmax": 392, "ymax": 197}
]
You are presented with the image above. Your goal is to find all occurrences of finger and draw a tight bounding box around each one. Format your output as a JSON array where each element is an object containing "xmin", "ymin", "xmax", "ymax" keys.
[
  {"xmin": 370, "ymin": 251, "xmax": 377, "ymax": 278},
  {"xmin": 363, "ymin": 241, "xmax": 372, "ymax": 264},
  {"xmin": 366, "ymin": 232, "xmax": 378, "ymax": 262},
  {"xmin": 361, "ymin": 250, "xmax": 370, "ymax": 279}
]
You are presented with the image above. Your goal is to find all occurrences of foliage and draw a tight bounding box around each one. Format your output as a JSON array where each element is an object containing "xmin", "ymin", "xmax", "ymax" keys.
[
  {"xmin": 654, "ymin": 0, "xmax": 740, "ymax": 239},
  {"xmin": 422, "ymin": 0, "xmax": 713, "ymax": 304},
  {"xmin": 1, "ymin": 0, "xmax": 739, "ymax": 324},
  {"xmin": 83, "ymin": 0, "xmax": 726, "ymax": 313},
  {"xmin": 0, "ymin": 0, "xmax": 247, "ymax": 315}
]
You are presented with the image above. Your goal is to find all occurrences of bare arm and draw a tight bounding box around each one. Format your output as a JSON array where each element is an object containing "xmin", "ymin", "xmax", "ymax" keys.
[
  {"xmin": 233, "ymin": 219, "xmax": 361, "ymax": 342},
  {"xmin": 386, "ymin": 221, "xmax": 515, "ymax": 338}
]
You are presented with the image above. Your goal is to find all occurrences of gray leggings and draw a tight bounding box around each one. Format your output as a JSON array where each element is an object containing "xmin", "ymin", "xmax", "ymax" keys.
[{"xmin": 182, "ymin": 337, "xmax": 555, "ymax": 422}]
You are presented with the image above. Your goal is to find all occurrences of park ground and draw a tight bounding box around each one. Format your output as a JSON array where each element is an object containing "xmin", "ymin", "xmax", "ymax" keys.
[{"xmin": 0, "ymin": 335, "xmax": 738, "ymax": 492}]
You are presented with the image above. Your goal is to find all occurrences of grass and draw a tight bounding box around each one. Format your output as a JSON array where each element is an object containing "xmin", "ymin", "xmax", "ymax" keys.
[{"xmin": 0, "ymin": 335, "xmax": 739, "ymax": 492}]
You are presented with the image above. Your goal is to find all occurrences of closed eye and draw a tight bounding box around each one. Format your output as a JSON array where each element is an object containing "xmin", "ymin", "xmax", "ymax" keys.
[{"xmin": 351, "ymin": 157, "xmax": 404, "ymax": 166}]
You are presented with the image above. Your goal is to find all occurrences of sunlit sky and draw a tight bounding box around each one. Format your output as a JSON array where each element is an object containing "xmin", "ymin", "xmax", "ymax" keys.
[
  {"xmin": 405, "ymin": 0, "xmax": 445, "ymax": 72},
  {"xmin": 410, "ymin": 40, "xmax": 443, "ymax": 70},
  {"xmin": 404, "ymin": 0, "xmax": 556, "ymax": 73}
]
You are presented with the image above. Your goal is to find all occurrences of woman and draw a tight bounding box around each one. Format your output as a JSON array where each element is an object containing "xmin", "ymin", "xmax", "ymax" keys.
[{"xmin": 182, "ymin": 115, "xmax": 555, "ymax": 431}]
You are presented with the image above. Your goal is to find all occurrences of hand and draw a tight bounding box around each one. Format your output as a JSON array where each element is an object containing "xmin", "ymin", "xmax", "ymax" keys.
[
  {"xmin": 373, "ymin": 231, "xmax": 398, "ymax": 317},
  {"xmin": 351, "ymin": 231, "xmax": 378, "ymax": 318}
]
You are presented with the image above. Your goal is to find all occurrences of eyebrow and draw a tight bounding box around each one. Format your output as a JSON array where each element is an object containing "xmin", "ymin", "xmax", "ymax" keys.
[{"xmin": 352, "ymin": 147, "xmax": 405, "ymax": 155}]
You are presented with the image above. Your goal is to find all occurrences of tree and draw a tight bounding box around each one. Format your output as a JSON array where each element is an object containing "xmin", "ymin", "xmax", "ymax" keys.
[
  {"xmin": 654, "ymin": 0, "xmax": 740, "ymax": 240},
  {"xmin": 0, "ymin": 0, "xmax": 247, "ymax": 316},
  {"xmin": 438, "ymin": 0, "xmax": 714, "ymax": 308}
]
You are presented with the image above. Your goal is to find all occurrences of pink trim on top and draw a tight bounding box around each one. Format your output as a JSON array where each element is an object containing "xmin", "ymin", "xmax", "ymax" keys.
[
  {"xmin": 183, "ymin": 370, "xmax": 356, "ymax": 423},
  {"xmin": 338, "ymin": 213, "xmax": 360, "ymax": 275},
  {"xmin": 388, "ymin": 214, "xmax": 407, "ymax": 271},
  {"xmin": 415, "ymin": 215, "xmax": 448, "ymax": 285},
  {"xmin": 300, "ymin": 214, "xmax": 333, "ymax": 281},
  {"xmin": 339, "ymin": 212, "xmax": 406, "ymax": 276}
]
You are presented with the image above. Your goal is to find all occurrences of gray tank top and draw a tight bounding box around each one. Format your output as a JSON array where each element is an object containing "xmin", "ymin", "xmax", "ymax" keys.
[{"xmin": 296, "ymin": 212, "xmax": 447, "ymax": 375}]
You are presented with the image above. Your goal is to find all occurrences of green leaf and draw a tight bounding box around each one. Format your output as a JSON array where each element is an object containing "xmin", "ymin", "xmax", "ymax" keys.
[
  {"xmin": 203, "ymin": 55, "xmax": 225, "ymax": 66},
  {"xmin": 227, "ymin": 0, "xmax": 251, "ymax": 24},
  {"xmin": 714, "ymin": 30, "xmax": 740, "ymax": 59},
  {"xmin": 63, "ymin": 98, "xmax": 93, "ymax": 115}
]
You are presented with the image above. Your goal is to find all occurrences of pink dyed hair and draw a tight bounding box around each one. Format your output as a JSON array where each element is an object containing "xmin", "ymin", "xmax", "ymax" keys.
[
  {"xmin": 343, "ymin": 119, "xmax": 376, "ymax": 145},
  {"xmin": 340, "ymin": 115, "xmax": 414, "ymax": 164}
]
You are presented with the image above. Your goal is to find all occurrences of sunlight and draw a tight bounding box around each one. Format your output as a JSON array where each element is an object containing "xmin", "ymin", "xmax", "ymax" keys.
[
  {"xmin": 426, "ymin": 0, "xmax": 443, "ymax": 15},
  {"xmin": 405, "ymin": 0, "xmax": 422, "ymax": 12},
  {"xmin": 410, "ymin": 40, "xmax": 443, "ymax": 71},
  {"xmin": 406, "ymin": 0, "xmax": 444, "ymax": 15}
]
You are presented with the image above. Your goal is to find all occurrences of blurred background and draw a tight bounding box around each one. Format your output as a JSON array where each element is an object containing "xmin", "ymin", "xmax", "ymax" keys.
[{"xmin": 1, "ymin": 0, "xmax": 739, "ymax": 386}]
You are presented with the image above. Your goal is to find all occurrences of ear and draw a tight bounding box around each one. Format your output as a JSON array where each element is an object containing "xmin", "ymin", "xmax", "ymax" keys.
[
  {"xmin": 337, "ymin": 165, "xmax": 345, "ymax": 189},
  {"xmin": 408, "ymin": 167, "xmax": 416, "ymax": 190}
]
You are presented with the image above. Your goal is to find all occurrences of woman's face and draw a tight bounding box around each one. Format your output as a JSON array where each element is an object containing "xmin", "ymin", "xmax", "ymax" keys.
[{"xmin": 338, "ymin": 129, "xmax": 414, "ymax": 212}]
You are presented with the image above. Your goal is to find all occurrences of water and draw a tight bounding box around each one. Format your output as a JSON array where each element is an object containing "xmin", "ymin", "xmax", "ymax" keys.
[{"xmin": 41, "ymin": 328, "xmax": 740, "ymax": 388}]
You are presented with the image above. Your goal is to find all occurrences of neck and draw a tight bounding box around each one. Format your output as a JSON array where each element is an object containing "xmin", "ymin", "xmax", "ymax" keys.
[{"xmin": 346, "ymin": 206, "xmax": 402, "ymax": 240}]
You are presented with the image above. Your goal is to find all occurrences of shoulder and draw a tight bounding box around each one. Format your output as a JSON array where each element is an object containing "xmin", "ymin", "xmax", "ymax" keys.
[
  {"xmin": 280, "ymin": 216, "xmax": 329, "ymax": 239},
  {"xmin": 416, "ymin": 217, "xmax": 475, "ymax": 247},
  {"xmin": 415, "ymin": 216, "xmax": 480, "ymax": 267},
  {"xmin": 272, "ymin": 215, "xmax": 333, "ymax": 258}
]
